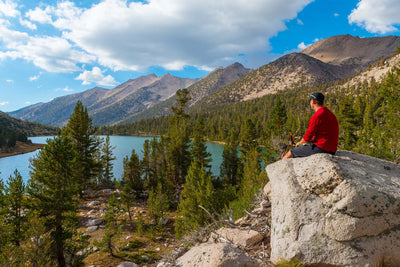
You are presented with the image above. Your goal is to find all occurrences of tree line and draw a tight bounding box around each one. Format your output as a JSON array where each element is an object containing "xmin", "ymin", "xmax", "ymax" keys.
[{"xmin": 0, "ymin": 92, "xmax": 272, "ymax": 265}]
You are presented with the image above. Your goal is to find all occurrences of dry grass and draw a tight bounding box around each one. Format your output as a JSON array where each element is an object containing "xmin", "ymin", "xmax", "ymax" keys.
[{"xmin": 78, "ymin": 190, "xmax": 180, "ymax": 266}]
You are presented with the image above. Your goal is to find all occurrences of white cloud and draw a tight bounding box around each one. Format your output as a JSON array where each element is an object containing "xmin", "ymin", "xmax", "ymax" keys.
[
  {"xmin": 298, "ymin": 42, "xmax": 308, "ymax": 50},
  {"xmin": 0, "ymin": 26, "xmax": 95, "ymax": 72},
  {"xmin": 56, "ymin": 86, "xmax": 74, "ymax": 92},
  {"xmin": 0, "ymin": 0, "xmax": 20, "ymax": 17},
  {"xmin": 25, "ymin": 0, "xmax": 312, "ymax": 71},
  {"xmin": 334, "ymin": 13, "xmax": 339, "ymax": 17},
  {"xmin": 349, "ymin": 0, "xmax": 400, "ymax": 34},
  {"xmin": 75, "ymin": 66, "xmax": 118, "ymax": 86},
  {"xmin": 29, "ymin": 72, "xmax": 41, "ymax": 81},
  {"xmin": 6, "ymin": 79, "xmax": 13, "ymax": 83},
  {"xmin": 297, "ymin": 18, "xmax": 304, "ymax": 25},
  {"xmin": 19, "ymin": 18, "xmax": 37, "ymax": 30},
  {"xmin": 0, "ymin": 101, "xmax": 9, "ymax": 106}
]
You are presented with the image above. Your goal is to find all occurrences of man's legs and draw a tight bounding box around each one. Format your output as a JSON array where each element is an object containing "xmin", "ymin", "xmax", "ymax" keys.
[{"xmin": 282, "ymin": 150, "xmax": 292, "ymax": 159}]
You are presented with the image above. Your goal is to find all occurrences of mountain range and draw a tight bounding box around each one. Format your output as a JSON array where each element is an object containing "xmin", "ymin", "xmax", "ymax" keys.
[{"xmin": 8, "ymin": 34, "xmax": 400, "ymax": 127}]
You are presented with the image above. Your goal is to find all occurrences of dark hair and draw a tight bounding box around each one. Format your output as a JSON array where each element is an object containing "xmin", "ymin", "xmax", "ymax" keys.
[{"xmin": 309, "ymin": 92, "xmax": 324, "ymax": 105}]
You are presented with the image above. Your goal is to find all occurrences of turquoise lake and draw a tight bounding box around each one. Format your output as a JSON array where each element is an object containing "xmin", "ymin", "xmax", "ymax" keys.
[{"xmin": 0, "ymin": 136, "xmax": 224, "ymax": 183}]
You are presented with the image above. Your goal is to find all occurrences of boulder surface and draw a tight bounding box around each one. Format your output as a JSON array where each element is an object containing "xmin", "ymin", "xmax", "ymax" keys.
[
  {"xmin": 266, "ymin": 151, "xmax": 400, "ymax": 266},
  {"xmin": 175, "ymin": 242, "xmax": 258, "ymax": 267}
]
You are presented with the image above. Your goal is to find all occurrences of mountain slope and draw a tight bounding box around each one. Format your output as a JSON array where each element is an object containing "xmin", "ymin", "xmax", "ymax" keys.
[
  {"xmin": 9, "ymin": 74, "xmax": 196, "ymax": 126},
  {"xmin": 118, "ymin": 62, "xmax": 250, "ymax": 123},
  {"xmin": 192, "ymin": 53, "xmax": 351, "ymax": 110},
  {"xmin": 192, "ymin": 35, "xmax": 400, "ymax": 111},
  {"xmin": 302, "ymin": 34, "xmax": 400, "ymax": 68}
]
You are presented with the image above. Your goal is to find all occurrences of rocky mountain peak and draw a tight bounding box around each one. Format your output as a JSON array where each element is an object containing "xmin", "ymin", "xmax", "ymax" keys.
[{"xmin": 302, "ymin": 34, "xmax": 400, "ymax": 67}]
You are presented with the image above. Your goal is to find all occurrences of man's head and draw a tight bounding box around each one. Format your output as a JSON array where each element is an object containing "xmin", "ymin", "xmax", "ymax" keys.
[{"xmin": 309, "ymin": 92, "xmax": 324, "ymax": 106}]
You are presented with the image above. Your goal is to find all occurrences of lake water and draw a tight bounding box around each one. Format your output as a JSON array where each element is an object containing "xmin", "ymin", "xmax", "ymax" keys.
[{"xmin": 0, "ymin": 136, "xmax": 224, "ymax": 183}]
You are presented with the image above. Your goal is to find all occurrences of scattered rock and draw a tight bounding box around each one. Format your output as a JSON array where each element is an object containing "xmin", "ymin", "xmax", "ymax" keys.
[
  {"xmin": 175, "ymin": 242, "xmax": 259, "ymax": 267},
  {"xmin": 86, "ymin": 218, "xmax": 105, "ymax": 227},
  {"xmin": 87, "ymin": 209, "xmax": 97, "ymax": 215},
  {"xmin": 88, "ymin": 201, "xmax": 101, "ymax": 207},
  {"xmin": 87, "ymin": 226, "xmax": 98, "ymax": 232},
  {"xmin": 210, "ymin": 227, "xmax": 264, "ymax": 247},
  {"xmin": 116, "ymin": 262, "xmax": 138, "ymax": 267},
  {"xmin": 160, "ymin": 217, "xmax": 169, "ymax": 225},
  {"xmin": 263, "ymin": 181, "xmax": 271, "ymax": 196}
]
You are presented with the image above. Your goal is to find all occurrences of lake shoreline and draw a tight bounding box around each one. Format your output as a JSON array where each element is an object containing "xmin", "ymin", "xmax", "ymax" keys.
[{"xmin": 0, "ymin": 142, "xmax": 44, "ymax": 159}]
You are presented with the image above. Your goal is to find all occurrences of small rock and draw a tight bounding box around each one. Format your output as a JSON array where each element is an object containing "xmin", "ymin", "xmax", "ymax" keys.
[
  {"xmin": 86, "ymin": 218, "xmax": 105, "ymax": 227},
  {"xmin": 156, "ymin": 247, "xmax": 160, "ymax": 251},
  {"xmin": 126, "ymin": 236, "xmax": 131, "ymax": 240},
  {"xmin": 103, "ymin": 189, "xmax": 112, "ymax": 193},
  {"xmin": 88, "ymin": 201, "xmax": 100, "ymax": 207},
  {"xmin": 156, "ymin": 261, "xmax": 169, "ymax": 267},
  {"xmin": 87, "ymin": 209, "xmax": 97, "ymax": 215},
  {"xmin": 263, "ymin": 182, "xmax": 271, "ymax": 196},
  {"xmin": 87, "ymin": 226, "xmax": 98, "ymax": 232},
  {"xmin": 92, "ymin": 246, "xmax": 99, "ymax": 252},
  {"xmin": 116, "ymin": 262, "xmax": 138, "ymax": 267},
  {"xmin": 160, "ymin": 217, "xmax": 169, "ymax": 225}
]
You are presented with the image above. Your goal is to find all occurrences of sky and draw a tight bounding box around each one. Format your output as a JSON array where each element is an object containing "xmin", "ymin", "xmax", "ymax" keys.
[{"xmin": 1, "ymin": 0, "xmax": 400, "ymax": 112}]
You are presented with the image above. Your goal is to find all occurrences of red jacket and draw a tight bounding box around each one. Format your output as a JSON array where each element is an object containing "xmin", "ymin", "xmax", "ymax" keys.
[{"xmin": 303, "ymin": 107, "xmax": 339, "ymax": 153}]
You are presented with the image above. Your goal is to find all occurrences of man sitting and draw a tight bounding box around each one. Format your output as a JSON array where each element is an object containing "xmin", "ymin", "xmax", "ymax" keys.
[{"xmin": 282, "ymin": 92, "xmax": 339, "ymax": 159}]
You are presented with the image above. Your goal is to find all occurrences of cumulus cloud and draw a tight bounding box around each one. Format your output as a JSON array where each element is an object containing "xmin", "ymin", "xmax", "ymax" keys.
[
  {"xmin": 75, "ymin": 67, "xmax": 118, "ymax": 86},
  {"xmin": 0, "ymin": 101, "xmax": 9, "ymax": 106},
  {"xmin": 0, "ymin": 0, "xmax": 19, "ymax": 17},
  {"xmin": 348, "ymin": 0, "xmax": 400, "ymax": 34},
  {"xmin": 24, "ymin": 0, "xmax": 312, "ymax": 71},
  {"xmin": 19, "ymin": 18, "xmax": 37, "ymax": 30},
  {"xmin": 0, "ymin": 28, "xmax": 95, "ymax": 72}
]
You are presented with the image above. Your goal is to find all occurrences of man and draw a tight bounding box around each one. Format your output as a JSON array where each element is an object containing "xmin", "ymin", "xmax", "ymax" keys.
[{"xmin": 282, "ymin": 92, "xmax": 339, "ymax": 159}]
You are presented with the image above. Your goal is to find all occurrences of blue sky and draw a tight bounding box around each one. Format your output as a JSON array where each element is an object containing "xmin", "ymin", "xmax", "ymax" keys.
[{"xmin": 1, "ymin": 0, "xmax": 400, "ymax": 112}]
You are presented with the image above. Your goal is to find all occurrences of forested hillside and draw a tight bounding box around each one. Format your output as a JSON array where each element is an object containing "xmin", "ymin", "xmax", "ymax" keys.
[
  {"xmin": 0, "ymin": 112, "xmax": 56, "ymax": 152},
  {"xmin": 101, "ymin": 52, "xmax": 400, "ymax": 164}
]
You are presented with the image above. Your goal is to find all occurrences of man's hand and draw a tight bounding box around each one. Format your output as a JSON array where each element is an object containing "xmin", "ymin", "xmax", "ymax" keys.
[{"xmin": 296, "ymin": 138, "xmax": 306, "ymax": 147}]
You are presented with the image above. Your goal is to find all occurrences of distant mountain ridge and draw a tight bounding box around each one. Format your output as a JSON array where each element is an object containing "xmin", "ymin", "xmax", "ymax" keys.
[
  {"xmin": 118, "ymin": 62, "xmax": 250, "ymax": 123},
  {"xmin": 9, "ymin": 74, "xmax": 197, "ymax": 126}
]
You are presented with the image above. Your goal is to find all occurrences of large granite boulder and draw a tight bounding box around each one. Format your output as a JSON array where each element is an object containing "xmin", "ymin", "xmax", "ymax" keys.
[{"xmin": 266, "ymin": 151, "xmax": 400, "ymax": 266}]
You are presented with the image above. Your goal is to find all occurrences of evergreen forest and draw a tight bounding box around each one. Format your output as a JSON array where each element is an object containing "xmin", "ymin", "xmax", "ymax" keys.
[{"xmin": 0, "ymin": 54, "xmax": 399, "ymax": 266}]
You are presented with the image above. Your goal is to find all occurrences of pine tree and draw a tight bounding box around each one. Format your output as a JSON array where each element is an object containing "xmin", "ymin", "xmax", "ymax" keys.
[
  {"xmin": 95, "ymin": 194, "xmax": 122, "ymax": 256},
  {"xmin": 5, "ymin": 170, "xmax": 26, "ymax": 246},
  {"xmin": 167, "ymin": 88, "xmax": 191, "ymax": 187},
  {"xmin": 122, "ymin": 149, "xmax": 143, "ymax": 197},
  {"xmin": 175, "ymin": 161, "xmax": 214, "ymax": 238},
  {"xmin": 99, "ymin": 135, "xmax": 116, "ymax": 188},
  {"xmin": 141, "ymin": 139, "xmax": 152, "ymax": 189},
  {"xmin": 220, "ymin": 133, "xmax": 241, "ymax": 186},
  {"xmin": 28, "ymin": 135, "xmax": 81, "ymax": 267},
  {"xmin": 240, "ymin": 118, "xmax": 258, "ymax": 157},
  {"xmin": 148, "ymin": 182, "xmax": 169, "ymax": 223},
  {"xmin": 63, "ymin": 101, "xmax": 101, "ymax": 193},
  {"xmin": 191, "ymin": 117, "xmax": 212, "ymax": 172},
  {"xmin": 23, "ymin": 212, "xmax": 53, "ymax": 267},
  {"xmin": 271, "ymin": 96, "xmax": 287, "ymax": 135}
]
